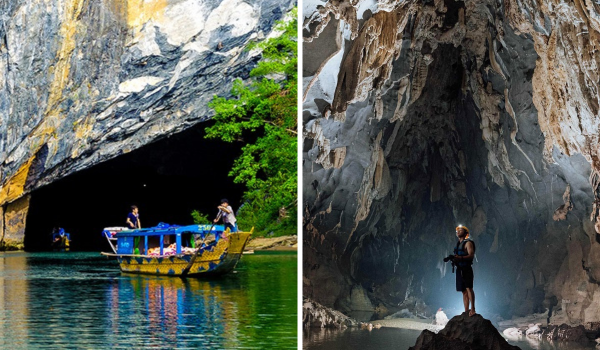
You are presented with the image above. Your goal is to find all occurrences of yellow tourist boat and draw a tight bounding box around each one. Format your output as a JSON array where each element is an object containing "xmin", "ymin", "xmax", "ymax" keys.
[{"xmin": 101, "ymin": 224, "xmax": 252, "ymax": 277}]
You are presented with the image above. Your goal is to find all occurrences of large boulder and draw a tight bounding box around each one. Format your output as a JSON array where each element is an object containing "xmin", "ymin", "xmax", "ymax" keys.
[{"xmin": 409, "ymin": 313, "xmax": 520, "ymax": 350}]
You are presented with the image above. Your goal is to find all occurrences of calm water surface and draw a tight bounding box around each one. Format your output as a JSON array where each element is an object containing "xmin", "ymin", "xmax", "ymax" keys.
[
  {"xmin": 304, "ymin": 327, "xmax": 598, "ymax": 350},
  {"xmin": 0, "ymin": 251, "xmax": 297, "ymax": 349}
]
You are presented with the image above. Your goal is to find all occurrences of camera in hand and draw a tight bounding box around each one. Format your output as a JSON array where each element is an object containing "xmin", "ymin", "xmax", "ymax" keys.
[
  {"xmin": 443, "ymin": 255, "xmax": 455, "ymax": 263},
  {"xmin": 444, "ymin": 255, "xmax": 457, "ymax": 273}
]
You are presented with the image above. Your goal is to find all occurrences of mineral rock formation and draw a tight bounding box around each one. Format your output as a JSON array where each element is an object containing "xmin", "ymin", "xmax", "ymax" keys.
[
  {"xmin": 541, "ymin": 324, "xmax": 593, "ymax": 343},
  {"xmin": 0, "ymin": 0, "xmax": 294, "ymax": 246},
  {"xmin": 303, "ymin": 298, "xmax": 359, "ymax": 329},
  {"xmin": 303, "ymin": 0, "xmax": 600, "ymax": 325},
  {"xmin": 436, "ymin": 308, "xmax": 450, "ymax": 327},
  {"xmin": 409, "ymin": 314, "xmax": 521, "ymax": 350}
]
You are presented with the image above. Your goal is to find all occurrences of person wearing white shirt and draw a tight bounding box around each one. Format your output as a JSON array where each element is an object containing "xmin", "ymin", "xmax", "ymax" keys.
[{"xmin": 214, "ymin": 198, "xmax": 237, "ymax": 232}]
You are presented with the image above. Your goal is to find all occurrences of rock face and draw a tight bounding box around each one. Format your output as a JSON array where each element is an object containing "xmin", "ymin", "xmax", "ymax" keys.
[
  {"xmin": 303, "ymin": 298, "xmax": 359, "ymax": 329},
  {"xmin": 0, "ymin": 0, "xmax": 294, "ymax": 246},
  {"xmin": 245, "ymin": 235, "xmax": 298, "ymax": 250},
  {"xmin": 303, "ymin": 0, "xmax": 600, "ymax": 325},
  {"xmin": 409, "ymin": 314, "xmax": 520, "ymax": 350},
  {"xmin": 541, "ymin": 324, "xmax": 593, "ymax": 343}
]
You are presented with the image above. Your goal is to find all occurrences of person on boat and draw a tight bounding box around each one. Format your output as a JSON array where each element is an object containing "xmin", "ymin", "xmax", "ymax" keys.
[
  {"xmin": 51, "ymin": 227, "xmax": 70, "ymax": 251},
  {"xmin": 453, "ymin": 225, "xmax": 476, "ymax": 317},
  {"xmin": 214, "ymin": 199, "xmax": 237, "ymax": 233},
  {"xmin": 51, "ymin": 227, "xmax": 61, "ymax": 245},
  {"xmin": 126, "ymin": 205, "xmax": 141, "ymax": 254},
  {"xmin": 126, "ymin": 205, "xmax": 141, "ymax": 229}
]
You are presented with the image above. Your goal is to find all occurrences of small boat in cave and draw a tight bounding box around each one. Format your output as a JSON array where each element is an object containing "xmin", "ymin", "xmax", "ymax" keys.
[{"xmin": 101, "ymin": 223, "xmax": 252, "ymax": 277}]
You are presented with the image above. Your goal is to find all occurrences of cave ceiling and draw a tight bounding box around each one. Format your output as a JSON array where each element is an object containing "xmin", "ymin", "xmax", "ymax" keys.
[{"xmin": 303, "ymin": 0, "xmax": 600, "ymax": 322}]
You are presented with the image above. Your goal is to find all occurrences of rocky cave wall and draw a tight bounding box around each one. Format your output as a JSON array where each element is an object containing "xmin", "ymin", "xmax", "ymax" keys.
[
  {"xmin": 0, "ymin": 0, "xmax": 294, "ymax": 247},
  {"xmin": 303, "ymin": 0, "xmax": 600, "ymax": 325}
]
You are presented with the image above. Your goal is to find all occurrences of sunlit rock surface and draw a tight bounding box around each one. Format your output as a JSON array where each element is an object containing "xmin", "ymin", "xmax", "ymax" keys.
[
  {"xmin": 303, "ymin": 0, "xmax": 600, "ymax": 325},
  {"xmin": 0, "ymin": 0, "xmax": 294, "ymax": 245}
]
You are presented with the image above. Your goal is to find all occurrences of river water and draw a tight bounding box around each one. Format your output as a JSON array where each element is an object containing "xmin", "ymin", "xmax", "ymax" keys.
[{"xmin": 0, "ymin": 251, "xmax": 297, "ymax": 349}]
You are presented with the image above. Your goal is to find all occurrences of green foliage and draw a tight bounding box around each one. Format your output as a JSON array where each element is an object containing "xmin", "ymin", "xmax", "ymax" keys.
[
  {"xmin": 191, "ymin": 210, "xmax": 210, "ymax": 225},
  {"xmin": 204, "ymin": 9, "xmax": 297, "ymax": 237}
]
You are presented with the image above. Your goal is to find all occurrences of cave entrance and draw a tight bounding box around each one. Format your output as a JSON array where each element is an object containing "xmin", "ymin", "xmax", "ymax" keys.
[{"xmin": 24, "ymin": 121, "xmax": 245, "ymax": 251}]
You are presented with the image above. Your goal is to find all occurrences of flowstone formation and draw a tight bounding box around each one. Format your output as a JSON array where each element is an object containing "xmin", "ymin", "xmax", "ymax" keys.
[
  {"xmin": 303, "ymin": 0, "xmax": 600, "ymax": 325},
  {"xmin": 0, "ymin": 0, "xmax": 294, "ymax": 247}
]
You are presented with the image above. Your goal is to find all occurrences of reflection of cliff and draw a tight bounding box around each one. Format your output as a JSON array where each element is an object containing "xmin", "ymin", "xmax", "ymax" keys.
[
  {"xmin": 0, "ymin": 254, "xmax": 29, "ymax": 343},
  {"xmin": 304, "ymin": 0, "xmax": 600, "ymax": 325},
  {"xmin": 0, "ymin": 0, "xmax": 294, "ymax": 246}
]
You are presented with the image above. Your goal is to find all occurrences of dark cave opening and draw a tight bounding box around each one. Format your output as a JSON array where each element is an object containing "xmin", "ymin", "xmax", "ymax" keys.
[
  {"xmin": 369, "ymin": 42, "xmax": 522, "ymax": 317},
  {"xmin": 24, "ymin": 121, "xmax": 246, "ymax": 251}
]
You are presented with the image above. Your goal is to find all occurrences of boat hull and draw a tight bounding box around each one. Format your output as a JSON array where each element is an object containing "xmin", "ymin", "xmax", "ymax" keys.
[{"xmin": 115, "ymin": 232, "xmax": 251, "ymax": 277}]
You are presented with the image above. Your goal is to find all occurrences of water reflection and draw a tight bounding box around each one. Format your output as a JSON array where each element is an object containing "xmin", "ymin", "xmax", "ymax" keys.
[
  {"xmin": 0, "ymin": 253, "xmax": 29, "ymax": 349},
  {"xmin": 304, "ymin": 327, "xmax": 424, "ymax": 350},
  {"xmin": 305, "ymin": 326, "xmax": 598, "ymax": 350},
  {"xmin": 506, "ymin": 334, "xmax": 597, "ymax": 350},
  {"xmin": 106, "ymin": 276, "xmax": 248, "ymax": 348},
  {"xmin": 0, "ymin": 252, "xmax": 296, "ymax": 349}
]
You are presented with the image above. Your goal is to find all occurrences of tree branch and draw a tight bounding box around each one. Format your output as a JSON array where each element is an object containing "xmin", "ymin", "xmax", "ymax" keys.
[{"xmin": 239, "ymin": 117, "xmax": 297, "ymax": 134}]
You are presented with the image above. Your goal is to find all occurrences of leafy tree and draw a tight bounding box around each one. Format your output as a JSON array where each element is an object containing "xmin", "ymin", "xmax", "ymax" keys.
[
  {"xmin": 191, "ymin": 210, "xmax": 210, "ymax": 225},
  {"xmin": 203, "ymin": 8, "xmax": 297, "ymax": 236}
]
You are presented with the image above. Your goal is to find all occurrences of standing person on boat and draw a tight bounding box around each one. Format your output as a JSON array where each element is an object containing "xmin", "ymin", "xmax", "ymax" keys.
[
  {"xmin": 126, "ymin": 205, "xmax": 141, "ymax": 254},
  {"xmin": 214, "ymin": 199, "xmax": 237, "ymax": 232},
  {"xmin": 453, "ymin": 225, "xmax": 476, "ymax": 316},
  {"xmin": 126, "ymin": 205, "xmax": 141, "ymax": 229}
]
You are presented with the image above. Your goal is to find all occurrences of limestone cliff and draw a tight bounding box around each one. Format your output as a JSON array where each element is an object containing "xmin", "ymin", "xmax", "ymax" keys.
[
  {"xmin": 0, "ymin": 0, "xmax": 294, "ymax": 247},
  {"xmin": 303, "ymin": 0, "xmax": 600, "ymax": 325}
]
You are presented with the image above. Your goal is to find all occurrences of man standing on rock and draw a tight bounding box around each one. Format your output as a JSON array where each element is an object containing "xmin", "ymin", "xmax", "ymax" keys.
[{"xmin": 453, "ymin": 225, "xmax": 476, "ymax": 316}]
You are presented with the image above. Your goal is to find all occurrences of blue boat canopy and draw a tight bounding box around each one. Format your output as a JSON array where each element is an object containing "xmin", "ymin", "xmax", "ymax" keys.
[{"xmin": 103, "ymin": 223, "xmax": 226, "ymax": 256}]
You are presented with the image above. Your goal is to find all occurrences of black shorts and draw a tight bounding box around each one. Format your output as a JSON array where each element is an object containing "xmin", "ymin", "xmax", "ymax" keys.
[{"xmin": 456, "ymin": 265, "xmax": 474, "ymax": 291}]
